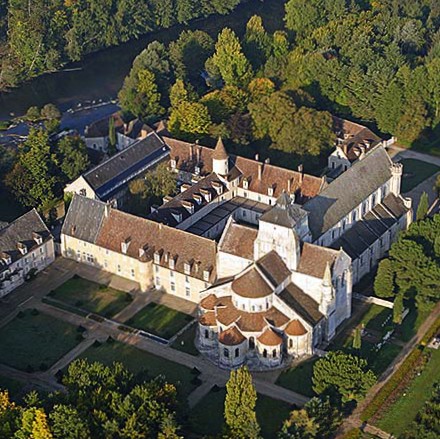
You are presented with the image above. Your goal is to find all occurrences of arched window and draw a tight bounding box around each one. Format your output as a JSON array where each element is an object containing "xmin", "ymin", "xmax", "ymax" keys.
[
  {"xmin": 272, "ymin": 349, "xmax": 277, "ymax": 358},
  {"xmin": 263, "ymin": 349, "xmax": 267, "ymax": 358},
  {"xmin": 249, "ymin": 337, "xmax": 255, "ymax": 349},
  {"xmin": 204, "ymin": 329, "xmax": 209, "ymax": 339},
  {"xmin": 289, "ymin": 338, "xmax": 293, "ymax": 348},
  {"xmin": 224, "ymin": 348, "xmax": 229, "ymax": 358},
  {"xmin": 235, "ymin": 348, "xmax": 239, "ymax": 358}
]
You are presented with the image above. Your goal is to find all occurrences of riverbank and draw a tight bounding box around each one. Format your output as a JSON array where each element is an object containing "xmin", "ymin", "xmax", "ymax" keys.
[{"xmin": 0, "ymin": 0, "xmax": 286, "ymax": 120}]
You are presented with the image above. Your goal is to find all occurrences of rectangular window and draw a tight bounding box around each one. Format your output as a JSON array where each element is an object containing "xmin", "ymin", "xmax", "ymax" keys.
[
  {"xmin": 170, "ymin": 271, "xmax": 174, "ymax": 278},
  {"xmin": 170, "ymin": 282, "xmax": 176, "ymax": 292},
  {"xmin": 185, "ymin": 287, "xmax": 190, "ymax": 297},
  {"xmin": 131, "ymin": 269, "xmax": 135, "ymax": 277},
  {"xmin": 117, "ymin": 265, "xmax": 121, "ymax": 272},
  {"xmin": 156, "ymin": 276, "xmax": 160, "ymax": 286},
  {"xmin": 155, "ymin": 265, "xmax": 159, "ymax": 273}
]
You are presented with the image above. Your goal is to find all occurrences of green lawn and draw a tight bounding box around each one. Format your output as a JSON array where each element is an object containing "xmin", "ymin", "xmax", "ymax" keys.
[
  {"xmin": 376, "ymin": 347, "xmax": 440, "ymax": 436},
  {"xmin": 171, "ymin": 323, "xmax": 199, "ymax": 356},
  {"xmin": 79, "ymin": 339, "xmax": 198, "ymax": 396},
  {"xmin": 49, "ymin": 276, "xmax": 129, "ymax": 318},
  {"xmin": 0, "ymin": 310, "xmax": 80, "ymax": 371},
  {"xmin": 400, "ymin": 158, "xmax": 440, "ymax": 193},
  {"xmin": 360, "ymin": 304, "xmax": 393, "ymax": 333},
  {"xmin": 395, "ymin": 305, "xmax": 433, "ymax": 342},
  {"xmin": 126, "ymin": 302, "xmax": 193, "ymax": 340},
  {"xmin": 189, "ymin": 387, "xmax": 292, "ymax": 439},
  {"xmin": 276, "ymin": 358, "xmax": 317, "ymax": 397}
]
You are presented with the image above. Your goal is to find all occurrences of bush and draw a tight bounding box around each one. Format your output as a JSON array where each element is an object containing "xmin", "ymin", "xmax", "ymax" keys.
[
  {"xmin": 93, "ymin": 340, "xmax": 101, "ymax": 347},
  {"xmin": 39, "ymin": 363, "xmax": 48, "ymax": 371},
  {"xmin": 77, "ymin": 325, "xmax": 86, "ymax": 333},
  {"xmin": 99, "ymin": 284, "xmax": 107, "ymax": 290},
  {"xmin": 26, "ymin": 106, "xmax": 41, "ymax": 121},
  {"xmin": 340, "ymin": 429, "xmax": 361, "ymax": 439},
  {"xmin": 55, "ymin": 370, "xmax": 64, "ymax": 382},
  {"xmin": 212, "ymin": 384, "xmax": 221, "ymax": 392},
  {"xmin": 48, "ymin": 290, "xmax": 55, "ymax": 297},
  {"xmin": 17, "ymin": 311, "xmax": 25, "ymax": 318},
  {"xmin": 125, "ymin": 292, "xmax": 133, "ymax": 302},
  {"xmin": 89, "ymin": 314, "xmax": 104, "ymax": 322},
  {"xmin": 73, "ymin": 274, "xmax": 79, "ymax": 279},
  {"xmin": 31, "ymin": 308, "xmax": 39, "ymax": 316},
  {"xmin": 107, "ymin": 337, "xmax": 115, "ymax": 344},
  {"xmin": 361, "ymin": 347, "xmax": 424, "ymax": 421}
]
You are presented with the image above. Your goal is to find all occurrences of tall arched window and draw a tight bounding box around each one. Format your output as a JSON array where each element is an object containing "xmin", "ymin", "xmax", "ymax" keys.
[
  {"xmin": 235, "ymin": 348, "xmax": 239, "ymax": 358},
  {"xmin": 272, "ymin": 349, "xmax": 277, "ymax": 358},
  {"xmin": 204, "ymin": 329, "xmax": 209, "ymax": 339},
  {"xmin": 263, "ymin": 349, "xmax": 267, "ymax": 358}
]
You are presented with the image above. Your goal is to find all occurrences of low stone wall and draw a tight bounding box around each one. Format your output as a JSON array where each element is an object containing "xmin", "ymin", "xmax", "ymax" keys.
[{"xmin": 353, "ymin": 293, "xmax": 394, "ymax": 309}]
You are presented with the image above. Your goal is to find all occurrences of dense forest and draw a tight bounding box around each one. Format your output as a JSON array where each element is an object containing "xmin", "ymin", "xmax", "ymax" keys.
[
  {"xmin": 117, "ymin": 0, "xmax": 440, "ymax": 154},
  {"xmin": 0, "ymin": 0, "xmax": 244, "ymax": 90}
]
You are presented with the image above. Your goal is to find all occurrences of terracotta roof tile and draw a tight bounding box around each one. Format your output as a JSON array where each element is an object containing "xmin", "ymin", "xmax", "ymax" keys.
[
  {"xmin": 199, "ymin": 311, "xmax": 217, "ymax": 326},
  {"xmin": 218, "ymin": 326, "xmax": 246, "ymax": 346},
  {"xmin": 200, "ymin": 294, "xmax": 218, "ymax": 311},
  {"xmin": 231, "ymin": 268, "xmax": 273, "ymax": 298},
  {"xmin": 285, "ymin": 319, "xmax": 307, "ymax": 336},
  {"xmin": 219, "ymin": 221, "xmax": 257, "ymax": 260},
  {"xmin": 257, "ymin": 328, "xmax": 283, "ymax": 346},
  {"xmin": 212, "ymin": 137, "xmax": 228, "ymax": 160},
  {"xmin": 95, "ymin": 208, "xmax": 217, "ymax": 282},
  {"xmin": 256, "ymin": 250, "xmax": 291, "ymax": 285},
  {"xmin": 298, "ymin": 243, "xmax": 339, "ymax": 279}
]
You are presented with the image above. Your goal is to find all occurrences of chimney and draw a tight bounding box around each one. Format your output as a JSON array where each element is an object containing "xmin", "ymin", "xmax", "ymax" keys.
[
  {"xmin": 287, "ymin": 178, "xmax": 291, "ymax": 193},
  {"xmin": 258, "ymin": 162, "xmax": 263, "ymax": 180},
  {"xmin": 255, "ymin": 153, "xmax": 259, "ymax": 161},
  {"xmin": 196, "ymin": 144, "xmax": 201, "ymax": 163},
  {"xmin": 298, "ymin": 164, "xmax": 304, "ymax": 184},
  {"xmin": 265, "ymin": 158, "xmax": 270, "ymax": 164},
  {"xmin": 189, "ymin": 143, "xmax": 194, "ymax": 160},
  {"xmin": 104, "ymin": 203, "xmax": 110, "ymax": 217}
]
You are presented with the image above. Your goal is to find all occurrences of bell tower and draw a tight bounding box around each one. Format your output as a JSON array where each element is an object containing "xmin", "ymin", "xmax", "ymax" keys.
[{"xmin": 212, "ymin": 137, "xmax": 229, "ymax": 176}]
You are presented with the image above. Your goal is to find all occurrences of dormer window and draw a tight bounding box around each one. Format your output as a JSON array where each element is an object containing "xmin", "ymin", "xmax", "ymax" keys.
[
  {"xmin": 268, "ymin": 186, "xmax": 274, "ymax": 197},
  {"xmin": 200, "ymin": 189, "xmax": 211, "ymax": 203},
  {"xmin": 203, "ymin": 268, "xmax": 211, "ymax": 282},
  {"xmin": 195, "ymin": 165, "xmax": 201, "ymax": 175},
  {"xmin": 181, "ymin": 183, "xmax": 191, "ymax": 193},
  {"xmin": 184, "ymin": 262, "xmax": 191, "ymax": 275},
  {"xmin": 212, "ymin": 182, "xmax": 223, "ymax": 195},
  {"xmin": 121, "ymin": 237, "xmax": 131, "ymax": 254},
  {"xmin": 154, "ymin": 251, "xmax": 161, "ymax": 264},
  {"xmin": 170, "ymin": 159, "xmax": 176, "ymax": 169},
  {"xmin": 1, "ymin": 252, "xmax": 11, "ymax": 266},
  {"xmin": 32, "ymin": 232, "xmax": 43, "ymax": 246},
  {"xmin": 171, "ymin": 210, "xmax": 182, "ymax": 223},
  {"xmin": 169, "ymin": 256, "xmax": 176, "ymax": 270},
  {"xmin": 17, "ymin": 242, "xmax": 27, "ymax": 255},
  {"xmin": 243, "ymin": 178, "xmax": 249, "ymax": 189},
  {"xmin": 193, "ymin": 194, "xmax": 203, "ymax": 205},
  {"xmin": 182, "ymin": 200, "xmax": 194, "ymax": 214}
]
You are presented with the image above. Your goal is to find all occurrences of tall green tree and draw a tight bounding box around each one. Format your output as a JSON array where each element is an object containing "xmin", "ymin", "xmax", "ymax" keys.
[
  {"xmin": 416, "ymin": 191, "xmax": 429, "ymax": 220},
  {"xmin": 312, "ymin": 352, "xmax": 376, "ymax": 403},
  {"xmin": 393, "ymin": 293, "xmax": 405, "ymax": 324},
  {"xmin": 374, "ymin": 258, "xmax": 396, "ymax": 298},
  {"xmin": 208, "ymin": 28, "xmax": 253, "ymax": 87},
  {"xmin": 168, "ymin": 101, "xmax": 212, "ymax": 141},
  {"xmin": 224, "ymin": 366, "xmax": 260, "ymax": 439},
  {"xmin": 57, "ymin": 135, "xmax": 90, "ymax": 181}
]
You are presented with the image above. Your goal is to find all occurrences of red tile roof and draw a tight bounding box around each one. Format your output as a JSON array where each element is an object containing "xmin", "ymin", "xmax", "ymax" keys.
[
  {"xmin": 199, "ymin": 311, "xmax": 217, "ymax": 326},
  {"xmin": 231, "ymin": 268, "xmax": 273, "ymax": 298},
  {"xmin": 219, "ymin": 221, "xmax": 257, "ymax": 260},
  {"xmin": 257, "ymin": 328, "xmax": 283, "ymax": 346},
  {"xmin": 285, "ymin": 319, "xmax": 307, "ymax": 336},
  {"xmin": 218, "ymin": 326, "xmax": 246, "ymax": 346},
  {"xmin": 298, "ymin": 243, "xmax": 339, "ymax": 279}
]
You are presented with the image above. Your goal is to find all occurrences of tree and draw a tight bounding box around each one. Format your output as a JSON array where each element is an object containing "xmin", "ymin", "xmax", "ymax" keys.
[
  {"xmin": 305, "ymin": 396, "xmax": 342, "ymax": 439},
  {"xmin": 41, "ymin": 103, "xmax": 61, "ymax": 120},
  {"xmin": 279, "ymin": 409, "xmax": 317, "ymax": 439},
  {"xmin": 243, "ymin": 15, "xmax": 271, "ymax": 70},
  {"xmin": 396, "ymin": 98, "xmax": 429, "ymax": 144},
  {"xmin": 168, "ymin": 101, "xmax": 211, "ymax": 141},
  {"xmin": 49, "ymin": 405, "xmax": 90, "ymax": 439},
  {"xmin": 108, "ymin": 116, "xmax": 116, "ymax": 154},
  {"xmin": 352, "ymin": 327, "xmax": 362, "ymax": 351},
  {"xmin": 169, "ymin": 79, "xmax": 195, "ymax": 108},
  {"xmin": 285, "ymin": 0, "xmax": 326, "ymax": 36},
  {"xmin": 312, "ymin": 351, "xmax": 376, "ymax": 403},
  {"xmin": 374, "ymin": 258, "xmax": 396, "ymax": 298},
  {"xmin": 224, "ymin": 366, "xmax": 260, "ymax": 439},
  {"xmin": 416, "ymin": 191, "xmax": 429, "ymax": 220},
  {"xmin": 208, "ymin": 28, "xmax": 253, "ymax": 87},
  {"xmin": 0, "ymin": 391, "xmax": 20, "ymax": 438},
  {"xmin": 57, "ymin": 135, "xmax": 90, "ymax": 181},
  {"xmin": 5, "ymin": 128, "xmax": 58, "ymax": 209},
  {"xmin": 26, "ymin": 106, "xmax": 41, "ymax": 122},
  {"xmin": 248, "ymin": 77, "xmax": 275, "ymax": 102},
  {"xmin": 393, "ymin": 292, "xmax": 405, "ymax": 324}
]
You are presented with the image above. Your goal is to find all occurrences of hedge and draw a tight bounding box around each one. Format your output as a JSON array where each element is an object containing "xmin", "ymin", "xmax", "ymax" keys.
[{"xmin": 361, "ymin": 315, "xmax": 440, "ymax": 421}]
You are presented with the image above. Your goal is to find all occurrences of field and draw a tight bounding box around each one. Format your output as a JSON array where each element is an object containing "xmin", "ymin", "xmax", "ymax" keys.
[
  {"xmin": 276, "ymin": 357, "xmax": 317, "ymax": 397},
  {"xmin": 189, "ymin": 386, "xmax": 293, "ymax": 439},
  {"xmin": 400, "ymin": 158, "xmax": 439, "ymax": 193},
  {"xmin": 126, "ymin": 302, "xmax": 193, "ymax": 339},
  {"xmin": 0, "ymin": 375, "xmax": 23, "ymax": 397},
  {"xmin": 171, "ymin": 323, "xmax": 199, "ymax": 356},
  {"xmin": 49, "ymin": 276, "xmax": 129, "ymax": 318},
  {"xmin": 79, "ymin": 339, "xmax": 198, "ymax": 396},
  {"xmin": 376, "ymin": 347, "xmax": 440, "ymax": 436},
  {"xmin": 0, "ymin": 310, "xmax": 80, "ymax": 371}
]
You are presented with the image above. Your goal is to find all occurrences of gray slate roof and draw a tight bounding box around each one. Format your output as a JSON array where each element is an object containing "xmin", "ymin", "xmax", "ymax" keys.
[
  {"xmin": 260, "ymin": 192, "xmax": 308, "ymax": 228},
  {"xmin": 83, "ymin": 133, "xmax": 165, "ymax": 190},
  {"xmin": 62, "ymin": 195, "xmax": 106, "ymax": 243},
  {"xmin": 0, "ymin": 209, "xmax": 52, "ymax": 269},
  {"xmin": 304, "ymin": 146, "xmax": 392, "ymax": 240}
]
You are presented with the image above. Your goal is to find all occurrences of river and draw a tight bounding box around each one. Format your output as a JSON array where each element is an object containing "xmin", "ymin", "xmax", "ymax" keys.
[{"xmin": 0, "ymin": 0, "xmax": 285, "ymax": 120}]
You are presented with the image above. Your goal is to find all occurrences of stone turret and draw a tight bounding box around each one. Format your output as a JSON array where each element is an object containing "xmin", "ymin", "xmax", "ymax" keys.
[
  {"xmin": 212, "ymin": 137, "xmax": 229, "ymax": 176},
  {"xmin": 391, "ymin": 162, "xmax": 403, "ymax": 195},
  {"xmin": 319, "ymin": 261, "xmax": 334, "ymax": 316}
]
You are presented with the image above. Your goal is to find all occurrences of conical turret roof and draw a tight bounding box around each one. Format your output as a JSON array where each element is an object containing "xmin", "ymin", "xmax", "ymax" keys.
[{"xmin": 212, "ymin": 137, "xmax": 228, "ymax": 160}]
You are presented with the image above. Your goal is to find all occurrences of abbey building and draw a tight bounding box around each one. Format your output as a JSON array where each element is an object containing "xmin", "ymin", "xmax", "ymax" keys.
[{"xmin": 61, "ymin": 130, "xmax": 412, "ymax": 369}]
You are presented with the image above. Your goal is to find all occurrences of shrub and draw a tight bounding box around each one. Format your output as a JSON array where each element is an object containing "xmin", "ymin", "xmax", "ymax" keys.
[
  {"xmin": 73, "ymin": 274, "xmax": 79, "ymax": 279},
  {"xmin": 212, "ymin": 384, "xmax": 221, "ymax": 392},
  {"xmin": 48, "ymin": 290, "xmax": 55, "ymax": 297},
  {"xmin": 89, "ymin": 314, "xmax": 104, "ymax": 322},
  {"xmin": 125, "ymin": 292, "xmax": 133, "ymax": 302},
  {"xmin": 77, "ymin": 325, "xmax": 86, "ymax": 333},
  {"xmin": 341, "ymin": 429, "xmax": 361, "ymax": 439},
  {"xmin": 93, "ymin": 340, "xmax": 101, "ymax": 347},
  {"xmin": 17, "ymin": 311, "xmax": 25, "ymax": 318},
  {"xmin": 99, "ymin": 284, "xmax": 107, "ymax": 290},
  {"xmin": 107, "ymin": 337, "xmax": 115, "ymax": 344},
  {"xmin": 31, "ymin": 308, "xmax": 39, "ymax": 316}
]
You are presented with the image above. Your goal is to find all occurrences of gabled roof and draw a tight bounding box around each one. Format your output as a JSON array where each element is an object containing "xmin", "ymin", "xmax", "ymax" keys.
[
  {"xmin": 304, "ymin": 145, "xmax": 393, "ymax": 240},
  {"xmin": 83, "ymin": 133, "xmax": 167, "ymax": 194},
  {"xmin": 256, "ymin": 251, "xmax": 291, "ymax": 286},
  {"xmin": 0, "ymin": 209, "xmax": 52, "ymax": 270},
  {"xmin": 260, "ymin": 192, "xmax": 308, "ymax": 228},
  {"xmin": 278, "ymin": 283, "xmax": 324, "ymax": 325},
  {"xmin": 298, "ymin": 243, "xmax": 340, "ymax": 279},
  {"xmin": 218, "ymin": 219, "xmax": 258, "ymax": 260}
]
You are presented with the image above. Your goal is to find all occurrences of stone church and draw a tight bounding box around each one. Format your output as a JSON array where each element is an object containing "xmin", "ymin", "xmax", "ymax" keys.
[{"xmin": 62, "ymin": 129, "xmax": 412, "ymax": 369}]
